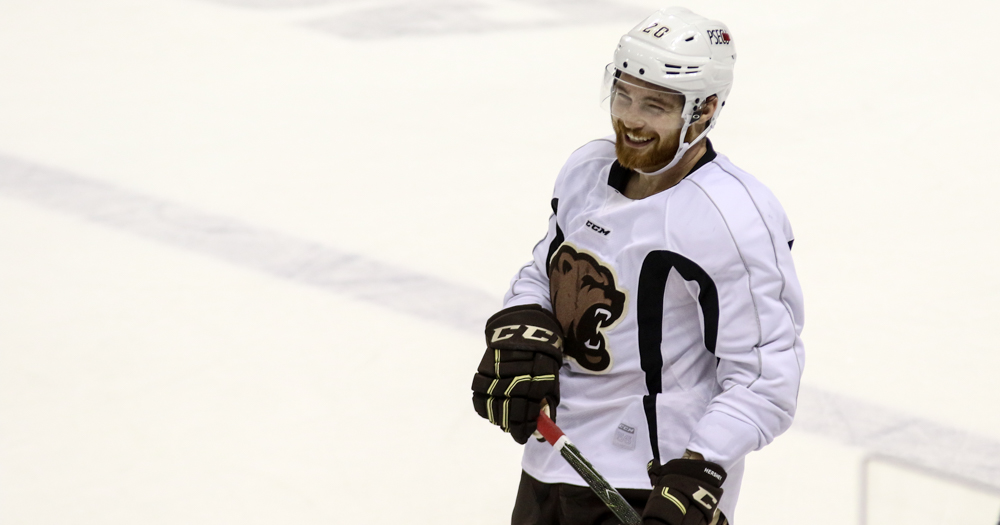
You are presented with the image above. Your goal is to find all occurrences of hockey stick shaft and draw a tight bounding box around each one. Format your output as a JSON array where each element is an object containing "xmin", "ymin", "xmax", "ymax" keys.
[{"xmin": 536, "ymin": 412, "xmax": 643, "ymax": 525}]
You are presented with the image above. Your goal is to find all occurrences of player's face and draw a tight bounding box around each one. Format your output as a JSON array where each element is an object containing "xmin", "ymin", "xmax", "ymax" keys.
[{"xmin": 610, "ymin": 74, "xmax": 686, "ymax": 172}]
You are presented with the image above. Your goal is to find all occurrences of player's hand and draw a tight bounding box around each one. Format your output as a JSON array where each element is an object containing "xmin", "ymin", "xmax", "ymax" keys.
[
  {"xmin": 642, "ymin": 459, "xmax": 726, "ymax": 525},
  {"xmin": 471, "ymin": 304, "xmax": 563, "ymax": 444}
]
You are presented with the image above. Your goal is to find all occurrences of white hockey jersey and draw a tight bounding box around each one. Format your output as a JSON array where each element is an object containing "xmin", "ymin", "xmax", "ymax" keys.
[{"xmin": 504, "ymin": 137, "xmax": 805, "ymax": 521}]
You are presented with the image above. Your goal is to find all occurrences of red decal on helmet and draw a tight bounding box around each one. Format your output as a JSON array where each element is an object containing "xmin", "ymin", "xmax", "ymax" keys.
[{"xmin": 706, "ymin": 29, "xmax": 731, "ymax": 45}]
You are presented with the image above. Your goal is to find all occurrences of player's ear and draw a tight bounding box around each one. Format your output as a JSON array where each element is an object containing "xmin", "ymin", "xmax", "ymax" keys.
[{"xmin": 698, "ymin": 95, "xmax": 719, "ymax": 123}]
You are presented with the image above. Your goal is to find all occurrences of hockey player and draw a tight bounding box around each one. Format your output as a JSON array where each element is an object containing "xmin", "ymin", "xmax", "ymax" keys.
[{"xmin": 472, "ymin": 7, "xmax": 804, "ymax": 525}]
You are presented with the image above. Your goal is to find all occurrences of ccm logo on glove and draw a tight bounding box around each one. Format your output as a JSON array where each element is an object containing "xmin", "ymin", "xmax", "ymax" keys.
[
  {"xmin": 490, "ymin": 324, "xmax": 562, "ymax": 347},
  {"xmin": 644, "ymin": 459, "xmax": 727, "ymax": 525},
  {"xmin": 471, "ymin": 305, "xmax": 565, "ymax": 444}
]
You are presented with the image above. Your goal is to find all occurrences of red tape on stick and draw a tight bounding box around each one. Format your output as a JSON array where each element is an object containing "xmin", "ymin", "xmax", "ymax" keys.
[{"xmin": 536, "ymin": 411, "xmax": 565, "ymax": 445}]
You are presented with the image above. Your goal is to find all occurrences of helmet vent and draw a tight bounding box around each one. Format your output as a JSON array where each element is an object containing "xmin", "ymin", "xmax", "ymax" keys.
[
  {"xmin": 685, "ymin": 36, "xmax": 695, "ymax": 42},
  {"xmin": 663, "ymin": 64, "xmax": 701, "ymax": 76}
]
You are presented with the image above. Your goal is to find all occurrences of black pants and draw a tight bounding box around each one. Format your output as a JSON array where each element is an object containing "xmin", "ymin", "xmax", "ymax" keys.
[{"xmin": 511, "ymin": 471, "xmax": 729, "ymax": 525}]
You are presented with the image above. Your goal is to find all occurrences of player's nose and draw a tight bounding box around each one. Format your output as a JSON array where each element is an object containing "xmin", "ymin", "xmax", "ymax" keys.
[{"xmin": 617, "ymin": 115, "xmax": 646, "ymax": 131}]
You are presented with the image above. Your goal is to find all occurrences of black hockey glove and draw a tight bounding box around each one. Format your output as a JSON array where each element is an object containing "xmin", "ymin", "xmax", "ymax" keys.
[
  {"xmin": 471, "ymin": 304, "xmax": 563, "ymax": 444},
  {"xmin": 643, "ymin": 459, "xmax": 727, "ymax": 525}
]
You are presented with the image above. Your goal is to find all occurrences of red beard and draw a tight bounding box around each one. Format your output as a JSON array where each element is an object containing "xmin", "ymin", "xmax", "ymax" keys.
[{"xmin": 612, "ymin": 119, "xmax": 682, "ymax": 172}]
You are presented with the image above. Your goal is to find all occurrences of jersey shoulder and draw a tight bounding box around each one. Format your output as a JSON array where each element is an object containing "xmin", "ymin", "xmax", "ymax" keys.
[
  {"xmin": 690, "ymin": 155, "xmax": 791, "ymax": 234},
  {"xmin": 669, "ymin": 153, "xmax": 794, "ymax": 263}
]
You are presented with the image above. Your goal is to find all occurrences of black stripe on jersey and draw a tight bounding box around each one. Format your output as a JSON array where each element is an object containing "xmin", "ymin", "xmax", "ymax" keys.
[
  {"xmin": 687, "ymin": 138, "xmax": 717, "ymax": 174},
  {"xmin": 608, "ymin": 162, "xmax": 631, "ymax": 194},
  {"xmin": 545, "ymin": 198, "xmax": 565, "ymax": 269},
  {"xmin": 636, "ymin": 251, "xmax": 720, "ymax": 463}
]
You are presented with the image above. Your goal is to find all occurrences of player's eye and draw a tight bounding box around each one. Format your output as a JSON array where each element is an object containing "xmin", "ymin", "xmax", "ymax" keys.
[
  {"xmin": 614, "ymin": 93, "xmax": 633, "ymax": 104},
  {"xmin": 643, "ymin": 103, "xmax": 665, "ymax": 114}
]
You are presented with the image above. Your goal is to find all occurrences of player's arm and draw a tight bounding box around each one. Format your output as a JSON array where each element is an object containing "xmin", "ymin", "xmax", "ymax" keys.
[
  {"xmin": 502, "ymin": 196, "xmax": 563, "ymax": 310},
  {"xmin": 470, "ymin": 196, "xmax": 564, "ymax": 443},
  {"xmin": 682, "ymin": 184, "xmax": 805, "ymax": 468},
  {"xmin": 642, "ymin": 182, "xmax": 803, "ymax": 525},
  {"xmin": 471, "ymin": 158, "xmax": 573, "ymax": 443},
  {"xmin": 502, "ymin": 142, "xmax": 603, "ymax": 310}
]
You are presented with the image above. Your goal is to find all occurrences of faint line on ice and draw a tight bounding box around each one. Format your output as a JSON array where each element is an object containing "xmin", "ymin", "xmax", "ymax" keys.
[
  {"xmin": 796, "ymin": 386, "xmax": 1000, "ymax": 491},
  {"xmin": 1, "ymin": 153, "xmax": 999, "ymax": 492},
  {"xmin": 0, "ymin": 153, "xmax": 499, "ymax": 333},
  {"xmin": 189, "ymin": 0, "xmax": 649, "ymax": 39}
]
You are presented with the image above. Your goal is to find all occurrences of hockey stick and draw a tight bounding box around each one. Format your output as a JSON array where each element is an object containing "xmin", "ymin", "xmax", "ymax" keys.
[{"xmin": 535, "ymin": 411, "xmax": 643, "ymax": 525}]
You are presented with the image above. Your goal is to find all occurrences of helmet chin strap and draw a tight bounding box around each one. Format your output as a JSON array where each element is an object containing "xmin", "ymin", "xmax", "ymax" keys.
[{"xmin": 633, "ymin": 121, "xmax": 713, "ymax": 177}]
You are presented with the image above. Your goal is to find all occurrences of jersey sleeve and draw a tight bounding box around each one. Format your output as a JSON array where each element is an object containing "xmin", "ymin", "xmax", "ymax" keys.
[
  {"xmin": 674, "ymin": 173, "xmax": 805, "ymax": 469},
  {"xmin": 502, "ymin": 194, "xmax": 563, "ymax": 311},
  {"xmin": 501, "ymin": 141, "xmax": 605, "ymax": 310}
]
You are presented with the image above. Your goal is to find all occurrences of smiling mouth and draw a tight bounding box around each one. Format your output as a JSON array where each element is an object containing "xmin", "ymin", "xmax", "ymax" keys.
[{"xmin": 623, "ymin": 131, "xmax": 654, "ymax": 147}]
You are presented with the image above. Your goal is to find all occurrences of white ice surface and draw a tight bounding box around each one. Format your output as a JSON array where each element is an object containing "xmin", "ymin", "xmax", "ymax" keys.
[{"xmin": 1, "ymin": 0, "xmax": 999, "ymax": 523}]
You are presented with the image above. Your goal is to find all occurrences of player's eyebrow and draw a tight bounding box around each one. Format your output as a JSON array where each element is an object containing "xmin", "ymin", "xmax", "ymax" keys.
[
  {"xmin": 619, "ymin": 81, "xmax": 679, "ymax": 105},
  {"xmin": 646, "ymin": 94, "xmax": 675, "ymax": 105},
  {"xmin": 639, "ymin": 91, "xmax": 679, "ymax": 107}
]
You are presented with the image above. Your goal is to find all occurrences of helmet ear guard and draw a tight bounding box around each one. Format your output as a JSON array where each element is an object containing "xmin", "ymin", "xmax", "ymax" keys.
[{"xmin": 689, "ymin": 94, "xmax": 718, "ymax": 125}]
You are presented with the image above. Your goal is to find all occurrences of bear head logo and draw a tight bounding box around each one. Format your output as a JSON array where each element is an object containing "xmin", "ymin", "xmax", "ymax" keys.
[{"xmin": 547, "ymin": 244, "xmax": 626, "ymax": 373}]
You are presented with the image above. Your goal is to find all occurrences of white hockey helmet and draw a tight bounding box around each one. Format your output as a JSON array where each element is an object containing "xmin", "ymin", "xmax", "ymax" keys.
[{"xmin": 604, "ymin": 7, "xmax": 737, "ymax": 174}]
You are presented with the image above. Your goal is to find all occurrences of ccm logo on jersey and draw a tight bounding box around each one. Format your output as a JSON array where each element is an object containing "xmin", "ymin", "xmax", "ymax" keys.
[
  {"xmin": 706, "ymin": 29, "xmax": 731, "ymax": 45},
  {"xmin": 490, "ymin": 324, "xmax": 562, "ymax": 348},
  {"xmin": 586, "ymin": 220, "xmax": 611, "ymax": 236}
]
